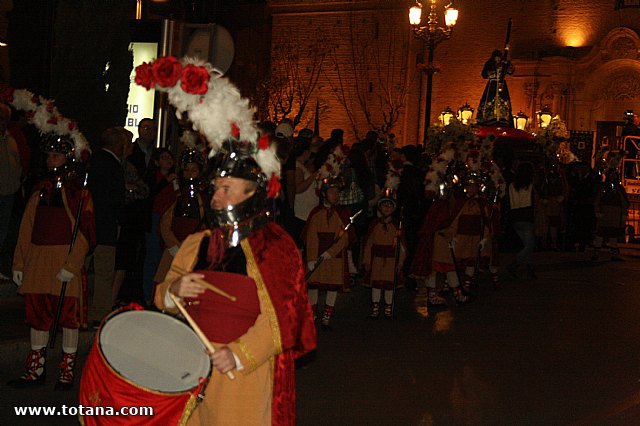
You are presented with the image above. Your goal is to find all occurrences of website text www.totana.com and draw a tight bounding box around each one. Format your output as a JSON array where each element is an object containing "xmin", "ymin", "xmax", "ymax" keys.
[{"xmin": 14, "ymin": 404, "xmax": 154, "ymax": 417}]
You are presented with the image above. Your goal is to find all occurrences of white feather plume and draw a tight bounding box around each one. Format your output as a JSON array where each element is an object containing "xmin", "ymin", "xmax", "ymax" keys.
[
  {"xmin": 5, "ymin": 89, "xmax": 89, "ymax": 160},
  {"xmin": 139, "ymin": 56, "xmax": 281, "ymax": 180}
]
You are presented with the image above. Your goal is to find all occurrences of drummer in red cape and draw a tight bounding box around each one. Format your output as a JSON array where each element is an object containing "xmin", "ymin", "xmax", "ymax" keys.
[
  {"xmin": 157, "ymin": 139, "xmax": 317, "ymax": 425},
  {"xmin": 134, "ymin": 57, "xmax": 317, "ymax": 425}
]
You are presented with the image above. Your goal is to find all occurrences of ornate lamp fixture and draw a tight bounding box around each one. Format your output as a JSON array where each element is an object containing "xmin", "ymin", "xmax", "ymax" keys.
[
  {"xmin": 457, "ymin": 102, "xmax": 474, "ymax": 125},
  {"xmin": 537, "ymin": 105, "xmax": 553, "ymax": 129},
  {"xmin": 409, "ymin": 0, "xmax": 458, "ymax": 139},
  {"xmin": 513, "ymin": 111, "xmax": 529, "ymax": 130},
  {"xmin": 439, "ymin": 106, "xmax": 455, "ymax": 126}
]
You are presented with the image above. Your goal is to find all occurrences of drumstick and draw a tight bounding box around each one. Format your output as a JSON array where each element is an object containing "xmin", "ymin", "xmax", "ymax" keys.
[
  {"xmin": 171, "ymin": 265, "xmax": 237, "ymax": 302},
  {"xmin": 169, "ymin": 292, "xmax": 235, "ymax": 380}
]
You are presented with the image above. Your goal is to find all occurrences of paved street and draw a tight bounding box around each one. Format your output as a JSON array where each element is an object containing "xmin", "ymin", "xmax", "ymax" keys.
[{"xmin": 2, "ymin": 251, "xmax": 640, "ymax": 425}]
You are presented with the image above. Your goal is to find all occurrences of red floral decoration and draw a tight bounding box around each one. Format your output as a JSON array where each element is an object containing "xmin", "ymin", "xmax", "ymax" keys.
[
  {"xmin": 258, "ymin": 134, "xmax": 270, "ymax": 150},
  {"xmin": 134, "ymin": 63, "xmax": 155, "ymax": 90},
  {"xmin": 180, "ymin": 64, "xmax": 210, "ymax": 95},
  {"xmin": 152, "ymin": 56, "xmax": 183, "ymax": 88},
  {"xmin": 267, "ymin": 175, "xmax": 281, "ymax": 198},
  {"xmin": 230, "ymin": 123, "xmax": 240, "ymax": 138}
]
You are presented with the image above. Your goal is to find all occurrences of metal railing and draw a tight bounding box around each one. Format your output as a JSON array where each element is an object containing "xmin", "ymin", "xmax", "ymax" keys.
[{"xmin": 621, "ymin": 137, "xmax": 640, "ymax": 241}]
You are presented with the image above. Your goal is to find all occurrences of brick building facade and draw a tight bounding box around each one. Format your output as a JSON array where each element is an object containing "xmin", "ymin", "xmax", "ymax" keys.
[{"xmin": 269, "ymin": 0, "xmax": 640, "ymax": 146}]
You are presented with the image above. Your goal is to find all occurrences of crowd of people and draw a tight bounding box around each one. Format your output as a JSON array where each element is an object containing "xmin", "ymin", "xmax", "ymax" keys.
[
  {"xmin": 3, "ymin": 116, "xmax": 633, "ymax": 363},
  {"xmin": 0, "ymin": 57, "xmax": 636, "ymax": 423}
]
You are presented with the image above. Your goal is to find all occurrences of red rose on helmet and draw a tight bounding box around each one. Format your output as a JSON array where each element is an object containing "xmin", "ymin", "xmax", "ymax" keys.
[
  {"xmin": 152, "ymin": 56, "xmax": 183, "ymax": 88},
  {"xmin": 180, "ymin": 64, "xmax": 210, "ymax": 95},
  {"xmin": 267, "ymin": 175, "xmax": 281, "ymax": 198},
  {"xmin": 230, "ymin": 123, "xmax": 240, "ymax": 138},
  {"xmin": 134, "ymin": 62, "xmax": 155, "ymax": 90},
  {"xmin": 258, "ymin": 134, "xmax": 270, "ymax": 150}
]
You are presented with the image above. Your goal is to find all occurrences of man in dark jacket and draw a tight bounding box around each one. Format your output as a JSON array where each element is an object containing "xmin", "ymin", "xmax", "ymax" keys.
[
  {"xmin": 88, "ymin": 128, "xmax": 126, "ymax": 322},
  {"xmin": 127, "ymin": 118, "xmax": 156, "ymax": 178}
]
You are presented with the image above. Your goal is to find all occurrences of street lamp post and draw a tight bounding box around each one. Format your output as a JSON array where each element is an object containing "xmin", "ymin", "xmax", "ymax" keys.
[
  {"xmin": 537, "ymin": 105, "xmax": 553, "ymax": 129},
  {"xmin": 409, "ymin": 0, "xmax": 458, "ymax": 143}
]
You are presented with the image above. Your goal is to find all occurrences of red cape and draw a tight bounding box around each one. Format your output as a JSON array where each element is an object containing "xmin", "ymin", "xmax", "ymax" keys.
[
  {"xmin": 410, "ymin": 193, "xmax": 466, "ymax": 277},
  {"xmin": 247, "ymin": 222, "xmax": 317, "ymax": 425}
]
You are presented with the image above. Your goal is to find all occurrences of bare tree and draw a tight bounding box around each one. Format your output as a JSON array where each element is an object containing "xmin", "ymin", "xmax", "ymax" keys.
[
  {"xmin": 255, "ymin": 38, "xmax": 327, "ymax": 128},
  {"xmin": 327, "ymin": 12, "xmax": 412, "ymax": 140}
]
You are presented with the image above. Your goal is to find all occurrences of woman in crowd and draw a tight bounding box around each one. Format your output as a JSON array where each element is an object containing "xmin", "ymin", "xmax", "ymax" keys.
[
  {"xmin": 293, "ymin": 137, "xmax": 319, "ymax": 247},
  {"xmin": 507, "ymin": 162, "xmax": 537, "ymax": 279}
]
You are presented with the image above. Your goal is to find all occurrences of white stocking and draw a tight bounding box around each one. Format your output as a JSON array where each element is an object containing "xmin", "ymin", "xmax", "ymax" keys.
[
  {"xmin": 464, "ymin": 266, "xmax": 474, "ymax": 277},
  {"xmin": 446, "ymin": 271, "xmax": 460, "ymax": 288},
  {"xmin": 326, "ymin": 290, "xmax": 337, "ymax": 307},
  {"xmin": 426, "ymin": 273, "xmax": 437, "ymax": 289},
  {"xmin": 372, "ymin": 288, "xmax": 381, "ymax": 303},
  {"xmin": 62, "ymin": 328, "xmax": 79, "ymax": 354},
  {"xmin": 384, "ymin": 290, "xmax": 394, "ymax": 305},
  {"xmin": 30, "ymin": 328, "xmax": 49, "ymax": 351}
]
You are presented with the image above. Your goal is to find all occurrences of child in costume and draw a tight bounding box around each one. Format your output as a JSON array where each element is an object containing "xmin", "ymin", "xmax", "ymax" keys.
[
  {"xmin": 362, "ymin": 186, "xmax": 406, "ymax": 319},
  {"xmin": 154, "ymin": 148, "xmax": 209, "ymax": 284},
  {"xmin": 303, "ymin": 172, "xmax": 355, "ymax": 329},
  {"xmin": 10, "ymin": 131, "xmax": 94, "ymax": 391}
]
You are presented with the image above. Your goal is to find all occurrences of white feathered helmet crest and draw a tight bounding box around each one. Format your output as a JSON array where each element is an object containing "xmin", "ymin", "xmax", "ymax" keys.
[{"xmin": 134, "ymin": 55, "xmax": 281, "ymax": 198}]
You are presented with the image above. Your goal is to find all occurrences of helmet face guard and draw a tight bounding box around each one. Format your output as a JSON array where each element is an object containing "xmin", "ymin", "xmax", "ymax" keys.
[
  {"xmin": 41, "ymin": 134, "xmax": 76, "ymax": 179},
  {"xmin": 378, "ymin": 188, "xmax": 397, "ymax": 209},
  {"xmin": 41, "ymin": 134, "xmax": 75, "ymax": 159},
  {"xmin": 179, "ymin": 148, "xmax": 205, "ymax": 171},
  {"xmin": 319, "ymin": 175, "xmax": 344, "ymax": 193},
  {"xmin": 209, "ymin": 141, "xmax": 269, "ymax": 235},
  {"xmin": 213, "ymin": 140, "xmax": 265, "ymax": 184}
]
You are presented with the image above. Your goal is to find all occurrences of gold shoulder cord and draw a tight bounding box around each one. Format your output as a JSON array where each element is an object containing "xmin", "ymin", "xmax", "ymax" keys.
[{"xmin": 241, "ymin": 238, "xmax": 283, "ymax": 355}]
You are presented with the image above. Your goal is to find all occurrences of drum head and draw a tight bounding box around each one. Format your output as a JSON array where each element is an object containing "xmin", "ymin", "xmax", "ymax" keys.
[{"xmin": 100, "ymin": 310, "xmax": 211, "ymax": 393}]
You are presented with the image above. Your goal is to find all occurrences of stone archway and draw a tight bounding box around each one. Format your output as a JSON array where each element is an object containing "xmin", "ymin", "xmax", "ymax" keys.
[{"xmin": 574, "ymin": 28, "xmax": 640, "ymax": 129}]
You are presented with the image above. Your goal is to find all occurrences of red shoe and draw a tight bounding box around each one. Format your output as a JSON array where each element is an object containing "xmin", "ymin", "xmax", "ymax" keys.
[
  {"xmin": 7, "ymin": 348, "xmax": 47, "ymax": 388},
  {"xmin": 55, "ymin": 352, "xmax": 77, "ymax": 391}
]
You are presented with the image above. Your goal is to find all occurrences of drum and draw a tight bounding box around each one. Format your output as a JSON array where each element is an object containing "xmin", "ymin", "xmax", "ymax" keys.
[{"xmin": 79, "ymin": 307, "xmax": 211, "ymax": 425}]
